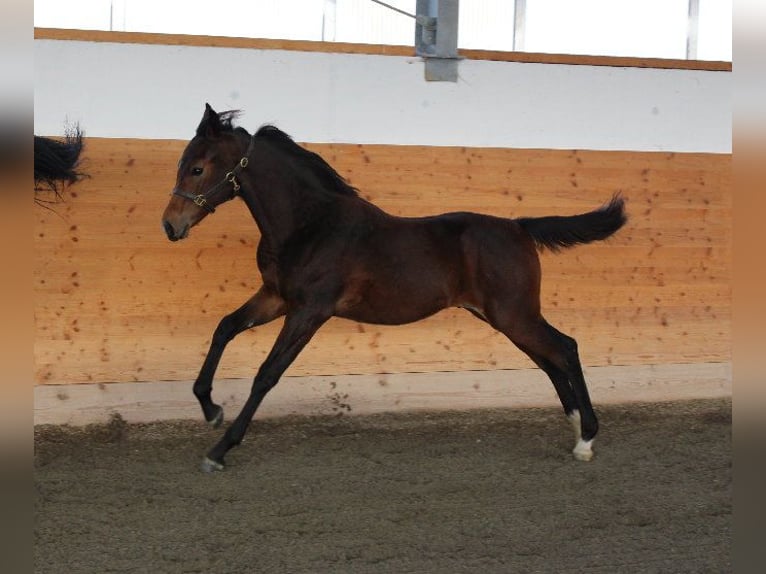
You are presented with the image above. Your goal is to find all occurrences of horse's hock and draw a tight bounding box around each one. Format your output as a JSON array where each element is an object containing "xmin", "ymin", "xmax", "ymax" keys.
[{"xmin": 33, "ymin": 30, "xmax": 732, "ymax": 425}]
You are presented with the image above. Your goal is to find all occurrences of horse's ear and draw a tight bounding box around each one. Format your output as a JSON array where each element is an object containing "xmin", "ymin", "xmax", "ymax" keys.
[{"xmin": 197, "ymin": 103, "xmax": 221, "ymax": 137}]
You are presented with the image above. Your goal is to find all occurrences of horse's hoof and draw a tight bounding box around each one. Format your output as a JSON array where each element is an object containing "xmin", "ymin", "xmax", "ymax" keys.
[
  {"xmin": 207, "ymin": 406, "xmax": 224, "ymax": 429},
  {"xmin": 201, "ymin": 457, "xmax": 225, "ymax": 473},
  {"xmin": 572, "ymin": 439, "xmax": 594, "ymax": 462}
]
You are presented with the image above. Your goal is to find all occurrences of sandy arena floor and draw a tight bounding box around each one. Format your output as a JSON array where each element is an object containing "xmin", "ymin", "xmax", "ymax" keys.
[{"xmin": 35, "ymin": 398, "xmax": 731, "ymax": 573}]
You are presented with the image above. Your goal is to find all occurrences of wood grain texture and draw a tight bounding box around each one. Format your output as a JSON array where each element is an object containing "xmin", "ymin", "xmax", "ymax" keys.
[{"xmin": 34, "ymin": 139, "xmax": 731, "ymax": 385}]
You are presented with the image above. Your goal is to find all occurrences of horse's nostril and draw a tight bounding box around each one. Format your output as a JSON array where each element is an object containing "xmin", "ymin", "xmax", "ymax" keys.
[{"xmin": 163, "ymin": 220, "xmax": 177, "ymax": 241}]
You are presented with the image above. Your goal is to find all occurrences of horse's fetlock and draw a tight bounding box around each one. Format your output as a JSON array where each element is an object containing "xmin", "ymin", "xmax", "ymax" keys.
[
  {"xmin": 583, "ymin": 417, "xmax": 599, "ymax": 441},
  {"xmin": 192, "ymin": 384, "xmax": 210, "ymax": 400}
]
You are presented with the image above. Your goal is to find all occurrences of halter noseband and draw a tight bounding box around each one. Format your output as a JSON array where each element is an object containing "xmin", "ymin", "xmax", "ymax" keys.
[{"xmin": 172, "ymin": 136, "xmax": 256, "ymax": 214}]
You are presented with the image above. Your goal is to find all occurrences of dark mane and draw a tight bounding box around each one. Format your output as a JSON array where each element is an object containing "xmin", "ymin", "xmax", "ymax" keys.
[
  {"xmin": 254, "ymin": 125, "xmax": 359, "ymax": 197},
  {"xmin": 207, "ymin": 110, "xmax": 357, "ymax": 197}
]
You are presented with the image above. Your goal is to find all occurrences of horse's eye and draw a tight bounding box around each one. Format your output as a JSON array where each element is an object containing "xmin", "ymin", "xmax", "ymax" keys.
[{"xmin": 191, "ymin": 167, "xmax": 204, "ymax": 176}]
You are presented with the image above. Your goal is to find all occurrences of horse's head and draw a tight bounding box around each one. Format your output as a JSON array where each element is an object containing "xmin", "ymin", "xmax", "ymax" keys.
[{"xmin": 161, "ymin": 103, "xmax": 248, "ymax": 241}]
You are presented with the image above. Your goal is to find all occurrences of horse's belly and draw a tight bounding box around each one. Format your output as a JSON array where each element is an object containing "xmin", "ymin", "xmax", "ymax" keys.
[
  {"xmin": 337, "ymin": 305, "xmax": 443, "ymax": 326},
  {"xmin": 335, "ymin": 282, "xmax": 449, "ymax": 326}
]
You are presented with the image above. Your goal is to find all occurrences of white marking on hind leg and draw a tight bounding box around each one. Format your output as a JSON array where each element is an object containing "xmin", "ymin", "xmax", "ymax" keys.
[
  {"xmin": 567, "ymin": 410, "xmax": 582, "ymax": 442},
  {"xmin": 567, "ymin": 410, "xmax": 594, "ymax": 461},
  {"xmin": 573, "ymin": 438, "xmax": 594, "ymax": 462}
]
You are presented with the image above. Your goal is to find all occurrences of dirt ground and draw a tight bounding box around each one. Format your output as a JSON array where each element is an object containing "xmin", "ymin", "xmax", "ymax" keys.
[{"xmin": 34, "ymin": 398, "xmax": 731, "ymax": 574}]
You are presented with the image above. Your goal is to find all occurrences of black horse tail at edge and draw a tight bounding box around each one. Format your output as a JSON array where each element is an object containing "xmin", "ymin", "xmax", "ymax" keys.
[
  {"xmin": 516, "ymin": 193, "xmax": 627, "ymax": 252},
  {"xmin": 34, "ymin": 124, "xmax": 87, "ymax": 197}
]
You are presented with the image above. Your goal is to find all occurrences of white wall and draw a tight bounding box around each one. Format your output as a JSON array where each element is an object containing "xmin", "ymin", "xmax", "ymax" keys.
[{"xmin": 34, "ymin": 39, "xmax": 731, "ymax": 153}]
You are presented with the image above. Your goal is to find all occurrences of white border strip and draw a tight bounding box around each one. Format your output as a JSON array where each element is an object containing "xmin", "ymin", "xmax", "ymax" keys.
[
  {"xmin": 34, "ymin": 39, "xmax": 731, "ymax": 152},
  {"xmin": 35, "ymin": 362, "xmax": 731, "ymax": 426}
]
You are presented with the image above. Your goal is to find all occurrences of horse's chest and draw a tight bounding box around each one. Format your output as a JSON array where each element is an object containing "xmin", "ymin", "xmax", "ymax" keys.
[
  {"xmin": 256, "ymin": 243, "xmax": 337, "ymax": 298},
  {"xmin": 255, "ymin": 243, "xmax": 281, "ymax": 289}
]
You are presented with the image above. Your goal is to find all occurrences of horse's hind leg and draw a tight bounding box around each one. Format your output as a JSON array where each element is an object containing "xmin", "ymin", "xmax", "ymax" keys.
[
  {"xmin": 545, "ymin": 323, "xmax": 598, "ymax": 461},
  {"xmin": 193, "ymin": 286, "xmax": 285, "ymax": 427},
  {"xmin": 544, "ymin": 324, "xmax": 599, "ymax": 461},
  {"xmin": 517, "ymin": 348, "xmax": 585, "ymax": 443},
  {"xmin": 492, "ymin": 314, "xmax": 599, "ymax": 461}
]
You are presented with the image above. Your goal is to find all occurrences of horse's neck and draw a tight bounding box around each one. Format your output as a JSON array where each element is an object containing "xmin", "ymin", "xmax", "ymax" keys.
[
  {"xmin": 238, "ymin": 181, "xmax": 283, "ymax": 244},
  {"xmin": 239, "ymin": 171, "xmax": 334, "ymax": 248}
]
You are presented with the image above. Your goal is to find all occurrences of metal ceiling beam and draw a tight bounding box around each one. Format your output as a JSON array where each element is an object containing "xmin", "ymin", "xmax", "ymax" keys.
[
  {"xmin": 415, "ymin": 0, "xmax": 461, "ymax": 82},
  {"xmin": 686, "ymin": 0, "xmax": 700, "ymax": 60}
]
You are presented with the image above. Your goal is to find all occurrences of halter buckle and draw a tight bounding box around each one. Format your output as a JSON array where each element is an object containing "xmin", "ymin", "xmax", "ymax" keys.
[
  {"xmin": 226, "ymin": 171, "xmax": 241, "ymax": 192},
  {"xmin": 193, "ymin": 195, "xmax": 208, "ymax": 208}
]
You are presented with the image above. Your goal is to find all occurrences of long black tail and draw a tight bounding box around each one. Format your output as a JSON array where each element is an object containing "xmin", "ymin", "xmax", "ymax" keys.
[{"xmin": 516, "ymin": 194, "xmax": 627, "ymax": 252}]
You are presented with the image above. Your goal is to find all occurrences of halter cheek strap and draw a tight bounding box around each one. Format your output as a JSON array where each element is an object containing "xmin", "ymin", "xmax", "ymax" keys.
[{"xmin": 172, "ymin": 136, "xmax": 255, "ymax": 214}]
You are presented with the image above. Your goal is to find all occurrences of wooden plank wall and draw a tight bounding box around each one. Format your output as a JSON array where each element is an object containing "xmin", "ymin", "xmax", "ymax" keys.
[{"xmin": 34, "ymin": 138, "xmax": 731, "ymax": 387}]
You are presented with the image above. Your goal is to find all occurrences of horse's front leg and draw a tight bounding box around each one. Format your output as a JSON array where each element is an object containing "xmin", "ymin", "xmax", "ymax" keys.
[
  {"xmin": 202, "ymin": 307, "xmax": 330, "ymax": 472},
  {"xmin": 193, "ymin": 286, "xmax": 285, "ymax": 427}
]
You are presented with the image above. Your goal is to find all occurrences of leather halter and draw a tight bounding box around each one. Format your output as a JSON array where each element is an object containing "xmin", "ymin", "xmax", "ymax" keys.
[{"xmin": 172, "ymin": 136, "xmax": 256, "ymax": 214}]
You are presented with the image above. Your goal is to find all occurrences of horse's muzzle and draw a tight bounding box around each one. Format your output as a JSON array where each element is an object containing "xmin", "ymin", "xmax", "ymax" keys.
[{"xmin": 163, "ymin": 219, "xmax": 189, "ymax": 242}]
